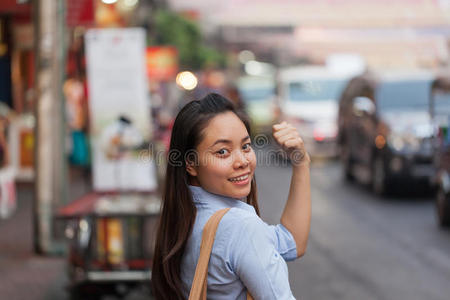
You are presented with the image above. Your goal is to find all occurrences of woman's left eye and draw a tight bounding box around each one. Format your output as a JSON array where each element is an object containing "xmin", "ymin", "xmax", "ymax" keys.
[{"xmin": 242, "ymin": 143, "xmax": 252, "ymax": 151}]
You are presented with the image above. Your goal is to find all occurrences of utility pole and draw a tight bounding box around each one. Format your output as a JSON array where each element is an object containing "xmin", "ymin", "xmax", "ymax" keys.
[{"xmin": 33, "ymin": 0, "xmax": 67, "ymax": 255}]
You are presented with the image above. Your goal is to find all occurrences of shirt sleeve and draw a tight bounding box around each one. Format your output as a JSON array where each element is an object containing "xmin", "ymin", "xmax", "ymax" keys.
[
  {"xmin": 267, "ymin": 224, "xmax": 298, "ymax": 261},
  {"xmin": 230, "ymin": 215, "xmax": 296, "ymax": 300}
]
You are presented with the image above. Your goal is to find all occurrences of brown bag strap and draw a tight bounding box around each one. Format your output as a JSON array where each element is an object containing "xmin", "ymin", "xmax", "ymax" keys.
[{"xmin": 188, "ymin": 208, "xmax": 254, "ymax": 300}]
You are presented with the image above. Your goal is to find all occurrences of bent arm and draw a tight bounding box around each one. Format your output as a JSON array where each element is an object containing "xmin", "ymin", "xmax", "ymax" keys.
[
  {"xmin": 280, "ymin": 162, "xmax": 311, "ymax": 258},
  {"xmin": 272, "ymin": 121, "xmax": 312, "ymax": 258}
]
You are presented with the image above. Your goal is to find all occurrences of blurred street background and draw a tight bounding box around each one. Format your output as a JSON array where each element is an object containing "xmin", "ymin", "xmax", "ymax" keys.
[{"xmin": 2, "ymin": 0, "xmax": 450, "ymax": 299}]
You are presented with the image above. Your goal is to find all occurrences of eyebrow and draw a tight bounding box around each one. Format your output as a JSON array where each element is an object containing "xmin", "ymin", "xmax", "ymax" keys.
[{"xmin": 210, "ymin": 135, "xmax": 250, "ymax": 148}]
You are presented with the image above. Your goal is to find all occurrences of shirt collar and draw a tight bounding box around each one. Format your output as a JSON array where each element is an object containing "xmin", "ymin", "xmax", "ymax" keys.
[{"xmin": 188, "ymin": 185, "xmax": 255, "ymax": 213}]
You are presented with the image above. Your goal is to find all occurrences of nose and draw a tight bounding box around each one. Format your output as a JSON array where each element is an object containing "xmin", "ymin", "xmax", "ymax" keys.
[{"xmin": 233, "ymin": 150, "xmax": 249, "ymax": 169}]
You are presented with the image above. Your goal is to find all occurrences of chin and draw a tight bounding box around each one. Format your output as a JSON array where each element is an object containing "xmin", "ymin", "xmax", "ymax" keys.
[{"xmin": 227, "ymin": 186, "xmax": 251, "ymax": 199}]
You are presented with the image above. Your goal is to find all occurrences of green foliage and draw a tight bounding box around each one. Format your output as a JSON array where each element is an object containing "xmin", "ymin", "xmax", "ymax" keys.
[{"xmin": 149, "ymin": 10, "xmax": 225, "ymax": 70}]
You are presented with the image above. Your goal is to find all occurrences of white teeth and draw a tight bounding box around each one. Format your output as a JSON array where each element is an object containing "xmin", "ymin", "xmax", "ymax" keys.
[{"xmin": 229, "ymin": 174, "xmax": 249, "ymax": 182}]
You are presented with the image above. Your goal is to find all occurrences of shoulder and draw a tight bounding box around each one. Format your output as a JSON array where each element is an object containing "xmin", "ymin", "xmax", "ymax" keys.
[
  {"xmin": 216, "ymin": 207, "xmax": 274, "ymax": 246},
  {"xmin": 212, "ymin": 207, "xmax": 275, "ymax": 268},
  {"xmin": 219, "ymin": 207, "xmax": 265, "ymax": 231}
]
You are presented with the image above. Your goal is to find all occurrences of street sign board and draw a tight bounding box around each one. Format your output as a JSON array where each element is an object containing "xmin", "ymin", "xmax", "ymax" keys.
[{"xmin": 85, "ymin": 28, "xmax": 156, "ymax": 192}]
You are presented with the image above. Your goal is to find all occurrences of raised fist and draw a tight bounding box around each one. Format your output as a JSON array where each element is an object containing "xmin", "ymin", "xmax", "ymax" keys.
[{"xmin": 272, "ymin": 121, "xmax": 310, "ymax": 166}]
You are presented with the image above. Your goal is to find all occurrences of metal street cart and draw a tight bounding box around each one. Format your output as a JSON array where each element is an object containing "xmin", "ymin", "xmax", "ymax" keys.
[
  {"xmin": 57, "ymin": 191, "xmax": 160, "ymax": 299},
  {"xmin": 58, "ymin": 27, "xmax": 164, "ymax": 299}
]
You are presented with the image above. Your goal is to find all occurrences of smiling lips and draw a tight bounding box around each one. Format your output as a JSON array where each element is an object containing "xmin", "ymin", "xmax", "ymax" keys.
[{"xmin": 228, "ymin": 173, "xmax": 251, "ymax": 185}]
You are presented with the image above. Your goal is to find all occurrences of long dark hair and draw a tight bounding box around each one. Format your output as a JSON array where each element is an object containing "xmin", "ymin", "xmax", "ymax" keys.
[{"xmin": 151, "ymin": 93, "xmax": 260, "ymax": 299}]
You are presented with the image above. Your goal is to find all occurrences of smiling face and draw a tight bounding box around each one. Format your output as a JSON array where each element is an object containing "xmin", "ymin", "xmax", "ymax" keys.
[{"xmin": 186, "ymin": 111, "xmax": 257, "ymax": 199}]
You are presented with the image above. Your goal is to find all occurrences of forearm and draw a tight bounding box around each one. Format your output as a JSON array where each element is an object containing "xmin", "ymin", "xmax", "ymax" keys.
[{"xmin": 280, "ymin": 162, "xmax": 311, "ymax": 257}]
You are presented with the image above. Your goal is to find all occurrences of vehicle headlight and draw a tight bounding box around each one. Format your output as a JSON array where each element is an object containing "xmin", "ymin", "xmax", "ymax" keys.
[{"xmin": 387, "ymin": 132, "xmax": 420, "ymax": 152}]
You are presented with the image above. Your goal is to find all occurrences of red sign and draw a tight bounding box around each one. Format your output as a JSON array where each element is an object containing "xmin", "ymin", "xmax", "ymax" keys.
[
  {"xmin": 66, "ymin": 0, "xmax": 95, "ymax": 27},
  {"xmin": 0, "ymin": 0, "xmax": 31, "ymax": 15},
  {"xmin": 146, "ymin": 46, "xmax": 178, "ymax": 82}
]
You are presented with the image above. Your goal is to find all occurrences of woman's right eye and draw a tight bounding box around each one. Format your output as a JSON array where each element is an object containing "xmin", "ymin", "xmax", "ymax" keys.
[{"xmin": 216, "ymin": 149, "xmax": 230, "ymax": 156}]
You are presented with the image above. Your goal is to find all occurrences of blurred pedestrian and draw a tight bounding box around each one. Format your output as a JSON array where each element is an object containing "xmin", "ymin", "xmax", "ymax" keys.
[
  {"xmin": 226, "ymin": 84, "xmax": 246, "ymax": 111},
  {"xmin": 152, "ymin": 93, "xmax": 311, "ymax": 299},
  {"xmin": 63, "ymin": 74, "xmax": 90, "ymax": 167}
]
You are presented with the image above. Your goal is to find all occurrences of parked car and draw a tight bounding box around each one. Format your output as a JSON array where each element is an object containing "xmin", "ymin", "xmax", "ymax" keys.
[
  {"xmin": 337, "ymin": 70, "xmax": 435, "ymax": 195},
  {"xmin": 430, "ymin": 75, "xmax": 450, "ymax": 226},
  {"xmin": 236, "ymin": 75, "xmax": 278, "ymax": 135},
  {"xmin": 278, "ymin": 66, "xmax": 357, "ymax": 158}
]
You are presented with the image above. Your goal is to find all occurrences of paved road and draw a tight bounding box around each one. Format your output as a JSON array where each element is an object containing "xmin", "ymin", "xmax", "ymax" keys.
[{"xmin": 255, "ymin": 159, "xmax": 450, "ymax": 300}]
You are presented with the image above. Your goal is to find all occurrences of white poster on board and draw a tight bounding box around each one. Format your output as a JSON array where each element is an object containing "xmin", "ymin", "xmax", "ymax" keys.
[{"xmin": 85, "ymin": 28, "xmax": 156, "ymax": 191}]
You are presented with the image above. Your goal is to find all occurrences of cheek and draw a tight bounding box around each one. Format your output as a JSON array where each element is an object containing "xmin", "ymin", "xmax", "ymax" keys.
[
  {"xmin": 247, "ymin": 150, "xmax": 257, "ymax": 170},
  {"xmin": 198, "ymin": 156, "xmax": 232, "ymax": 179}
]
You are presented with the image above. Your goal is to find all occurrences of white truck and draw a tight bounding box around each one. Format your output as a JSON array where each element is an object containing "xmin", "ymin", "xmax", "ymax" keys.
[{"xmin": 277, "ymin": 65, "xmax": 362, "ymax": 158}]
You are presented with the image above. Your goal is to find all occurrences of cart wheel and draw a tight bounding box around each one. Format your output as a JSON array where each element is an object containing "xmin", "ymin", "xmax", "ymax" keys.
[{"xmin": 436, "ymin": 185, "xmax": 450, "ymax": 227}]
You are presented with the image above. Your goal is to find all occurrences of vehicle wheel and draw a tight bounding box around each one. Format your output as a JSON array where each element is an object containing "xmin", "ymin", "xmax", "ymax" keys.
[
  {"xmin": 436, "ymin": 185, "xmax": 450, "ymax": 227},
  {"xmin": 341, "ymin": 145, "xmax": 354, "ymax": 181},
  {"xmin": 69, "ymin": 288, "xmax": 99, "ymax": 300},
  {"xmin": 372, "ymin": 155, "xmax": 391, "ymax": 196},
  {"xmin": 69, "ymin": 283, "xmax": 111, "ymax": 300}
]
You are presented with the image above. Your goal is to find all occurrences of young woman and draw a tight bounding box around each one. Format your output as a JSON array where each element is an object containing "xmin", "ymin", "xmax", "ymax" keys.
[{"xmin": 152, "ymin": 93, "xmax": 311, "ymax": 299}]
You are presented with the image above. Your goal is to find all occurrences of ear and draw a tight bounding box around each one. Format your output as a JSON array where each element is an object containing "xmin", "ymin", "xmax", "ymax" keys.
[{"xmin": 186, "ymin": 161, "xmax": 198, "ymax": 177}]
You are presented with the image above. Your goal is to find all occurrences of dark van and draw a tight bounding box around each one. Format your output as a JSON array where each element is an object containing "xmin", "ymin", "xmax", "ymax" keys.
[
  {"xmin": 430, "ymin": 75, "xmax": 450, "ymax": 226},
  {"xmin": 337, "ymin": 71, "xmax": 435, "ymax": 195}
]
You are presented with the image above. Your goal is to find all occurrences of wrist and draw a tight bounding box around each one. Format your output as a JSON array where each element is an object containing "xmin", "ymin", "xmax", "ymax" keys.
[
  {"xmin": 292, "ymin": 161, "xmax": 310, "ymax": 171},
  {"xmin": 290, "ymin": 151, "xmax": 311, "ymax": 169}
]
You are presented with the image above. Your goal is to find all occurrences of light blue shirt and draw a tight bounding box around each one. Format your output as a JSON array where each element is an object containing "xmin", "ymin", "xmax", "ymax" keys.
[{"xmin": 181, "ymin": 185, "xmax": 297, "ymax": 300}]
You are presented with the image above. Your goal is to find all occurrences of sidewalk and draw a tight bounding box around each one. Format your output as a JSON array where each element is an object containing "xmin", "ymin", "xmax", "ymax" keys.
[
  {"xmin": 0, "ymin": 182, "xmax": 67, "ymax": 300},
  {"xmin": 0, "ymin": 168, "xmax": 91, "ymax": 300}
]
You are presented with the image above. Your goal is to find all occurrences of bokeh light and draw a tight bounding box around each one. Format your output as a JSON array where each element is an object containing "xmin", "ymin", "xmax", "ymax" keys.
[{"xmin": 176, "ymin": 71, "xmax": 198, "ymax": 90}]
